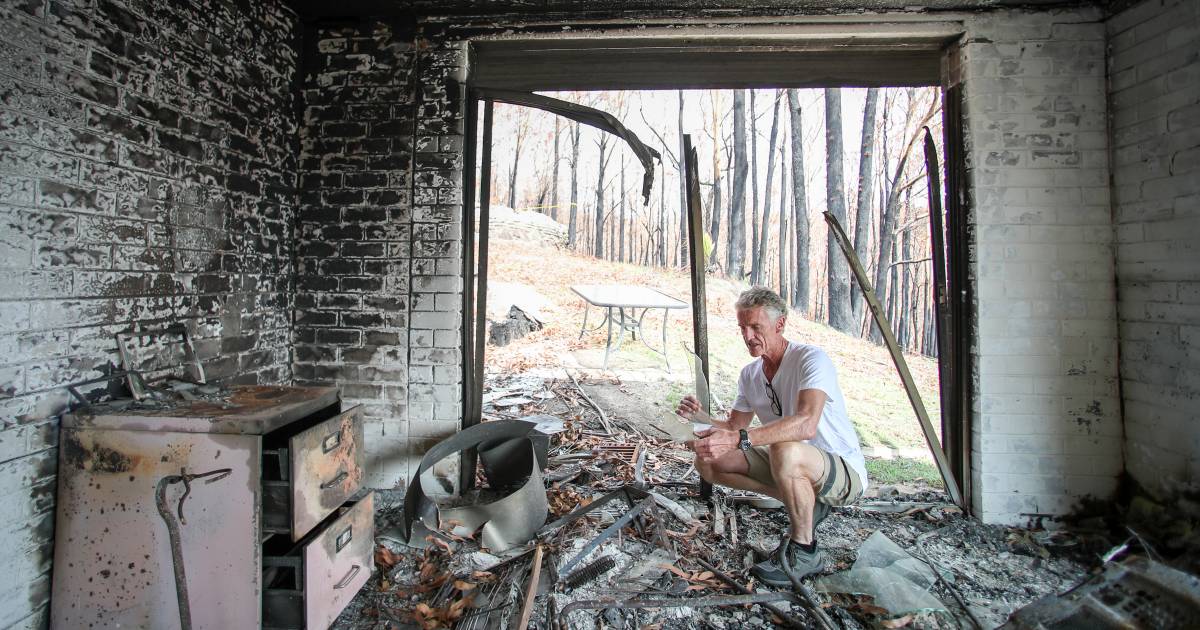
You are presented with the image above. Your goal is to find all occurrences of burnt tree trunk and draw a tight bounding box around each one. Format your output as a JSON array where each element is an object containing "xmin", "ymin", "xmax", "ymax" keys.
[
  {"xmin": 778, "ymin": 142, "xmax": 789, "ymax": 299},
  {"xmin": 568, "ymin": 121, "xmax": 581, "ymax": 249},
  {"xmin": 727, "ymin": 90, "xmax": 748, "ymax": 279},
  {"xmin": 708, "ymin": 99, "xmax": 723, "ymax": 267},
  {"xmin": 507, "ymin": 128, "xmax": 523, "ymax": 210},
  {"xmin": 851, "ymin": 87, "xmax": 880, "ymax": 327},
  {"xmin": 551, "ymin": 116, "xmax": 560, "ymax": 221},
  {"xmin": 756, "ymin": 91, "xmax": 782, "ymax": 287},
  {"xmin": 678, "ymin": 90, "xmax": 688, "ymax": 268},
  {"xmin": 749, "ymin": 90, "xmax": 760, "ymax": 282},
  {"xmin": 594, "ymin": 132, "xmax": 610, "ymax": 259},
  {"xmin": 619, "ymin": 153, "xmax": 627, "ymax": 263},
  {"xmin": 659, "ymin": 157, "xmax": 667, "ymax": 267},
  {"xmin": 824, "ymin": 88, "xmax": 853, "ymax": 333},
  {"xmin": 787, "ymin": 89, "xmax": 811, "ymax": 316}
]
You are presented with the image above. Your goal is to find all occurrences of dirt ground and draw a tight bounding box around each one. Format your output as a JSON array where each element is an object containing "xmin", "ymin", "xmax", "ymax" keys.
[{"xmin": 331, "ymin": 371, "xmax": 1120, "ymax": 630}]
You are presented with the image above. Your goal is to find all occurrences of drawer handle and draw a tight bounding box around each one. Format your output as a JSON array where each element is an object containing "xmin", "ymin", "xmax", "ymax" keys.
[
  {"xmin": 322, "ymin": 429, "xmax": 342, "ymax": 453},
  {"xmin": 334, "ymin": 565, "xmax": 361, "ymax": 589},
  {"xmin": 321, "ymin": 470, "xmax": 348, "ymax": 490}
]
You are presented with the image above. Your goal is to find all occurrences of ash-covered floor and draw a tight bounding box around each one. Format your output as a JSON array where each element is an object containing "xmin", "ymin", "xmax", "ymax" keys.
[{"xmin": 331, "ymin": 372, "xmax": 1116, "ymax": 629}]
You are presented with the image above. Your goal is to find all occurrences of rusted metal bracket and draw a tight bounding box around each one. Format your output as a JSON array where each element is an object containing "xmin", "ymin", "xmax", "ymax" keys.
[
  {"xmin": 823, "ymin": 211, "xmax": 964, "ymax": 507},
  {"xmin": 116, "ymin": 324, "xmax": 206, "ymax": 400},
  {"xmin": 155, "ymin": 467, "xmax": 233, "ymax": 630}
]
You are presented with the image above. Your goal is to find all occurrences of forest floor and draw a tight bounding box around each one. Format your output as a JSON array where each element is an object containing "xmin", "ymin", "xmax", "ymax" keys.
[{"xmin": 483, "ymin": 238, "xmax": 944, "ymax": 486}]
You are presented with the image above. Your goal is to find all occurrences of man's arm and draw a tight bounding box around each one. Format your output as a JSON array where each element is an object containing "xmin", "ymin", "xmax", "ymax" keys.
[
  {"xmin": 690, "ymin": 409, "xmax": 753, "ymax": 459},
  {"xmin": 691, "ymin": 390, "xmax": 825, "ymax": 461},
  {"xmin": 715, "ymin": 409, "xmax": 754, "ymax": 431},
  {"xmin": 746, "ymin": 388, "xmax": 826, "ymax": 445}
]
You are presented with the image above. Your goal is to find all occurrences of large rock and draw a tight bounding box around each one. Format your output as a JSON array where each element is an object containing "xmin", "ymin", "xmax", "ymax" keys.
[{"xmin": 486, "ymin": 204, "xmax": 567, "ymax": 246}]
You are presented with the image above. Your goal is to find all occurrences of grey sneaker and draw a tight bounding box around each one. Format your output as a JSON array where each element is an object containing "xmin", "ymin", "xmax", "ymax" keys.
[{"xmin": 751, "ymin": 536, "xmax": 827, "ymax": 587}]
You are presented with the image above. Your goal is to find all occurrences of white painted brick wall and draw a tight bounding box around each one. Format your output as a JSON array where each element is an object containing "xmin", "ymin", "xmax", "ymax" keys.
[
  {"xmin": 962, "ymin": 7, "xmax": 1122, "ymax": 525},
  {"xmin": 1109, "ymin": 0, "xmax": 1200, "ymax": 496}
]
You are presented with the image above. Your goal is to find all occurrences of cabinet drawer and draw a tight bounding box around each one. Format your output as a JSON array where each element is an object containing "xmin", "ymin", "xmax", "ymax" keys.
[
  {"xmin": 305, "ymin": 492, "xmax": 373, "ymax": 629},
  {"xmin": 263, "ymin": 493, "xmax": 374, "ymax": 630},
  {"xmin": 290, "ymin": 406, "xmax": 364, "ymax": 539}
]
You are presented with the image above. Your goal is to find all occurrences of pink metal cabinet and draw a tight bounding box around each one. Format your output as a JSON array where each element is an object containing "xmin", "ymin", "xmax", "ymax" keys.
[{"xmin": 49, "ymin": 385, "xmax": 366, "ymax": 630}]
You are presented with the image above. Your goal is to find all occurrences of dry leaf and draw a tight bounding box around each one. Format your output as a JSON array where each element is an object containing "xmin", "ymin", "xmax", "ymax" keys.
[
  {"xmin": 453, "ymin": 580, "xmax": 476, "ymax": 591},
  {"xmin": 881, "ymin": 614, "xmax": 914, "ymax": 628},
  {"xmin": 375, "ymin": 545, "xmax": 402, "ymax": 570},
  {"xmin": 659, "ymin": 563, "xmax": 690, "ymax": 579},
  {"xmin": 854, "ymin": 602, "xmax": 890, "ymax": 616},
  {"xmin": 427, "ymin": 535, "xmax": 454, "ymax": 553}
]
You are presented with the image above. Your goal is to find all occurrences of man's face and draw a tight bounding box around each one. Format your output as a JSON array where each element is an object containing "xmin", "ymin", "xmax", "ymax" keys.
[{"xmin": 737, "ymin": 306, "xmax": 784, "ymax": 357}]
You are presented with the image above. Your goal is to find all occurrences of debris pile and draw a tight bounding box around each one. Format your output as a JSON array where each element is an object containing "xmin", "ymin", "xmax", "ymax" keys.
[{"xmin": 333, "ymin": 372, "xmax": 1173, "ymax": 629}]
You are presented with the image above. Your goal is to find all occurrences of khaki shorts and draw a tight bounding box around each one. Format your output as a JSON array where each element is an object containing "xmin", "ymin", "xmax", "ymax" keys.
[{"xmin": 744, "ymin": 445, "xmax": 864, "ymax": 506}]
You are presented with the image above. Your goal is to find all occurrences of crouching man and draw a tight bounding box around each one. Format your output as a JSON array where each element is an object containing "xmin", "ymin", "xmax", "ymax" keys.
[{"xmin": 677, "ymin": 287, "xmax": 868, "ymax": 586}]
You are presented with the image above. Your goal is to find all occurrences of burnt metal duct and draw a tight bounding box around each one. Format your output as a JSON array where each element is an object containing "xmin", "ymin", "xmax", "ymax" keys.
[
  {"xmin": 474, "ymin": 87, "xmax": 661, "ymax": 204},
  {"xmin": 391, "ymin": 419, "xmax": 549, "ymax": 552},
  {"xmin": 1002, "ymin": 556, "xmax": 1200, "ymax": 630}
]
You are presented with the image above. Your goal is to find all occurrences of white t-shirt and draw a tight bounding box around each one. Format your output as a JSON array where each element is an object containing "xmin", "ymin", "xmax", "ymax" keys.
[{"xmin": 732, "ymin": 341, "xmax": 869, "ymax": 489}]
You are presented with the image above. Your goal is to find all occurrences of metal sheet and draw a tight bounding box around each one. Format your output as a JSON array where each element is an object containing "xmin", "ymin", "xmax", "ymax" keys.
[
  {"xmin": 443, "ymin": 441, "xmax": 547, "ymax": 552},
  {"xmin": 390, "ymin": 420, "xmax": 547, "ymax": 552},
  {"xmin": 478, "ymin": 431, "xmax": 548, "ymax": 488},
  {"xmin": 290, "ymin": 406, "xmax": 364, "ymax": 541},
  {"xmin": 304, "ymin": 493, "xmax": 374, "ymax": 630},
  {"xmin": 51, "ymin": 429, "xmax": 261, "ymax": 630},
  {"xmin": 63, "ymin": 385, "xmax": 340, "ymax": 435}
]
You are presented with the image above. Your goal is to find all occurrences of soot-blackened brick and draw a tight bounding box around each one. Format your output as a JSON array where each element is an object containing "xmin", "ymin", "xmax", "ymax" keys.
[{"xmin": 1, "ymin": 0, "xmax": 300, "ymax": 623}]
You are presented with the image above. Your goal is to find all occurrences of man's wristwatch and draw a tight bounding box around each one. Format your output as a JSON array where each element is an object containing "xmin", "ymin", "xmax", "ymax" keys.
[{"xmin": 738, "ymin": 429, "xmax": 752, "ymax": 452}]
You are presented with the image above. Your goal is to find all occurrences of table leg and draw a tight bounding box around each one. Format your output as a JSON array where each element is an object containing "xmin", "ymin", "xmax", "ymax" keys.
[
  {"xmin": 603, "ymin": 306, "xmax": 614, "ymax": 370},
  {"xmin": 612, "ymin": 308, "xmax": 629, "ymax": 365},
  {"xmin": 662, "ymin": 307, "xmax": 671, "ymax": 373},
  {"xmin": 578, "ymin": 303, "xmax": 590, "ymax": 340}
]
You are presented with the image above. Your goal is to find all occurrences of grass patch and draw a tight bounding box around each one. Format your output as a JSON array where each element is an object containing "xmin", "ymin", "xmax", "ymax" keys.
[
  {"xmin": 865, "ymin": 457, "xmax": 944, "ymax": 488},
  {"xmin": 486, "ymin": 242, "xmax": 944, "ymax": 453}
]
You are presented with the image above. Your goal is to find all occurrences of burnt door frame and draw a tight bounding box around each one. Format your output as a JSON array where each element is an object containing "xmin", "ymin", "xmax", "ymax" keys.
[
  {"xmin": 458, "ymin": 89, "xmax": 665, "ymax": 492},
  {"xmin": 458, "ymin": 29, "xmax": 975, "ymax": 511}
]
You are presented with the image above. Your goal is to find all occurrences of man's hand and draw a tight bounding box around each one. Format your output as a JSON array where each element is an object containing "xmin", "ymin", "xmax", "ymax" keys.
[
  {"xmin": 675, "ymin": 395, "xmax": 715, "ymax": 424},
  {"xmin": 676, "ymin": 394, "xmax": 701, "ymax": 420},
  {"xmin": 690, "ymin": 427, "xmax": 740, "ymax": 461}
]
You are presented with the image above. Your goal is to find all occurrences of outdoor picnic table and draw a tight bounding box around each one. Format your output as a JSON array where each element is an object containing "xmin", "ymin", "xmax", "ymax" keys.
[{"xmin": 570, "ymin": 284, "xmax": 689, "ymax": 371}]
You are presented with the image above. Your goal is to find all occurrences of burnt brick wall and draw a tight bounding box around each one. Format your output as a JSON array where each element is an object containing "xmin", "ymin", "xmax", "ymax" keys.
[
  {"xmin": 0, "ymin": 0, "xmax": 300, "ymax": 626},
  {"xmin": 295, "ymin": 23, "xmax": 420, "ymax": 489},
  {"xmin": 296, "ymin": 21, "xmax": 465, "ymax": 490}
]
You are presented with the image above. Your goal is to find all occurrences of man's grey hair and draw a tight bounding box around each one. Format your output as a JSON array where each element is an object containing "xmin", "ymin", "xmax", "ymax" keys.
[{"xmin": 735, "ymin": 286, "xmax": 788, "ymax": 321}]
